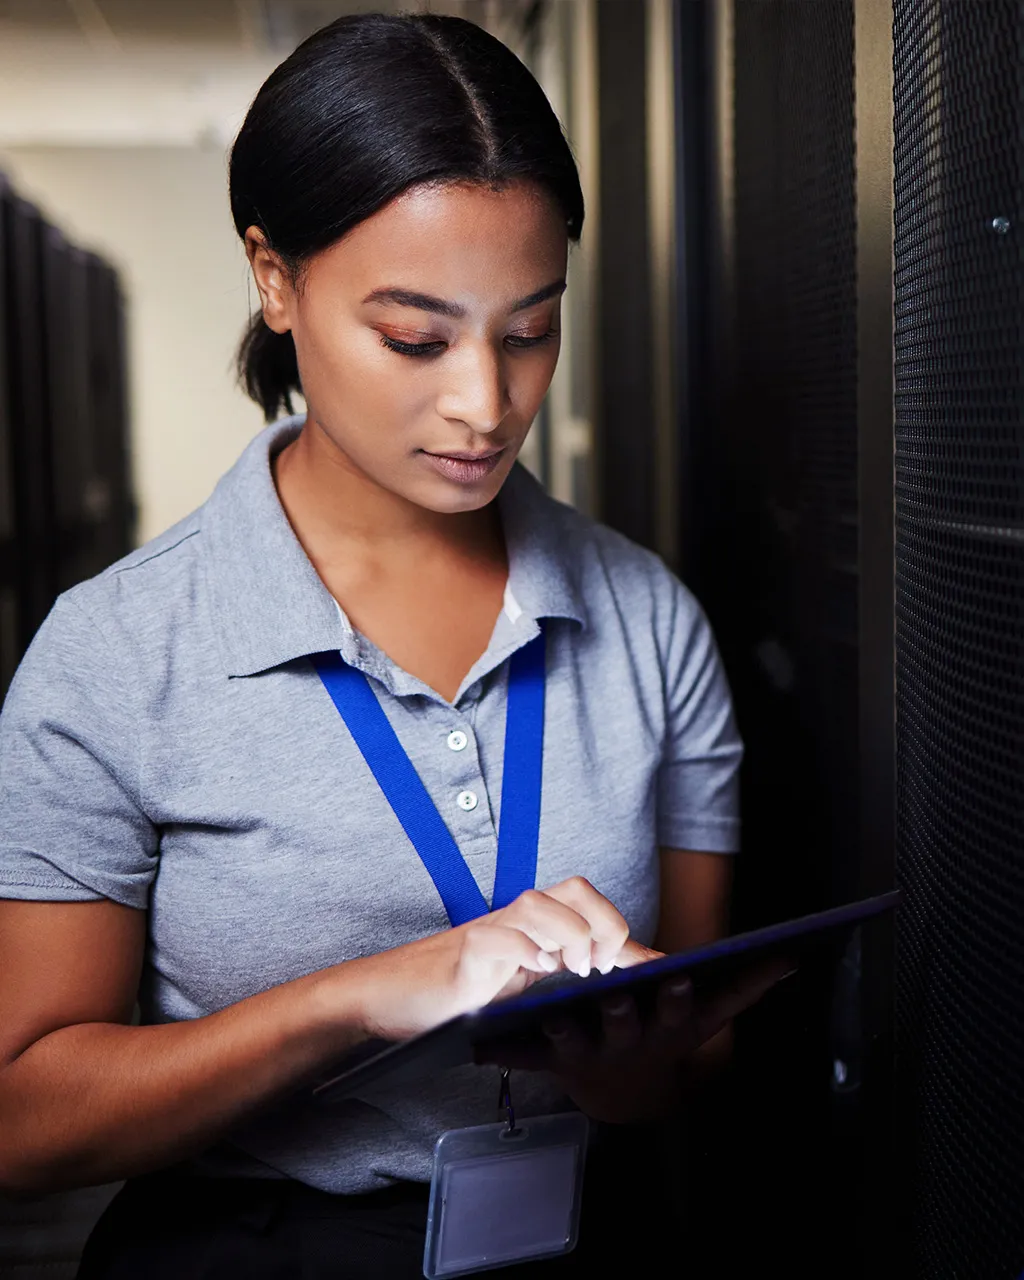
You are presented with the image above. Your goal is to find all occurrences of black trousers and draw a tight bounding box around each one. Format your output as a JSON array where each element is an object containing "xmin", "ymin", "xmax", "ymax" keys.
[{"xmin": 75, "ymin": 1127, "xmax": 682, "ymax": 1279}]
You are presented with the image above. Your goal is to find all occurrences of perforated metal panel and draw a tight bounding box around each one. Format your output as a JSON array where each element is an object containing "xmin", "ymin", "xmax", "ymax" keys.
[
  {"xmin": 893, "ymin": 3, "xmax": 1024, "ymax": 1276},
  {"xmin": 733, "ymin": 1, "xmax": 858, "ymax": 558},
  {"xmin": 726, "ymin": 0, "xmax": 859, "ymax": 916},
  {"xmin": 692, "ymin": 3, "xmax": 864, "ymax": 1270}
]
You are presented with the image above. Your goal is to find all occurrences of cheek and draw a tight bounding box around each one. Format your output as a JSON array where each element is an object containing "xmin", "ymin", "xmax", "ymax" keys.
[
  {"xmin": 295, "ymin": 319, "xmax": 434, "ymax": 428},
  {"xmin": 511, "ymin": 345, "xmax": 561, "ymax": 413}
]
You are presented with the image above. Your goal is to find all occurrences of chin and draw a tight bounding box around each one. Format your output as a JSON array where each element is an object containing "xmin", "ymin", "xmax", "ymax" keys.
[
  {"xmin": 408, "ymin": 467, "xmax": 512, "ymax": 515},
  {"xmin": 414, "ymin": 480, "xmax": 505, "ymax": 515}
]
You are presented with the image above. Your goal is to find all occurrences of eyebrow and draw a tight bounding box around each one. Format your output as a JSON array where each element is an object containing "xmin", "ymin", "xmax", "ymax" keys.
[{"xmin": 361, "ymin": 279, "xmax": 567, "ymax": 318}]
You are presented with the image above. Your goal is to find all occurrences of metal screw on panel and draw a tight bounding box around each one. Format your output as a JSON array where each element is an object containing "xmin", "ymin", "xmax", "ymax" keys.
[{"xmin": 991, "ymin": 216, "xmax": 1011, "ymax": 234}]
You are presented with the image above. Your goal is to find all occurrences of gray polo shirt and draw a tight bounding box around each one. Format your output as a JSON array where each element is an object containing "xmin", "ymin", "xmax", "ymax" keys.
[{"xmin": 0, "ymin": 415, "xmax": 742, "ymax": 1194}]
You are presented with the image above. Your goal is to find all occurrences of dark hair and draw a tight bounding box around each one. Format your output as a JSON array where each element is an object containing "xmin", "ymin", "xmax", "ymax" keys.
[{"xmin": 229, "ymin": 12, "xmax": 584, "ymax": 422}]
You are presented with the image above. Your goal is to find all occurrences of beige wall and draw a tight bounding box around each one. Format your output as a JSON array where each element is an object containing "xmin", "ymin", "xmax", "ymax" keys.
[{"xmin": 1, "ymin": 144, "xmax": 270, "ymax": 545}]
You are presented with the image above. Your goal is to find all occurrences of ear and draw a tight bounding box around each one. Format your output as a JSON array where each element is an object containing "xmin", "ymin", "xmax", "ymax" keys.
[{"xmin": 244, "ymin": 226, "xmax": 295, "ymax": 335}]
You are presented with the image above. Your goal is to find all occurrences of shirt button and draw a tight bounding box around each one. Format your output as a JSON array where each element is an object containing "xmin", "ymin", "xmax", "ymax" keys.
[
  {"xmin": 447, "ymin": 730, "xmax": 469, "ymax": 752},
  {"xmin": 456, "ymin": 790, "xmax": 479, "ymax": 812}
]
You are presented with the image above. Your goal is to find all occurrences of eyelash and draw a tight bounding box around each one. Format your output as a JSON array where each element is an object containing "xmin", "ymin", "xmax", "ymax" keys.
[{"xmin": 378, "ymin": 331, "xmax": 558, "ymax": 358}]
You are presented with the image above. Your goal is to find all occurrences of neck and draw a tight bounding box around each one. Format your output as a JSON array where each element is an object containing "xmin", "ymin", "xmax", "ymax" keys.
[{"xmin": 272, "ymin": 417, "xmax": 505, "ymax": 566}]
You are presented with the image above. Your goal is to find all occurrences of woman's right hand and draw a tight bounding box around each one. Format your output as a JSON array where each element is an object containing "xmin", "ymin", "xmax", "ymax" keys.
[
  {"xmin": 341, "ymin": 876, "xmax": 656, "ymax": 1042},
  {"xmin": 0, "ymin": 885, "xmax": 650, "ymax": 1195}
]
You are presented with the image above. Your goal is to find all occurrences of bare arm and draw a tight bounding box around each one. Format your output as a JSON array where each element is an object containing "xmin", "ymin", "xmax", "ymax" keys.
[
  {"xmin": 654, "ymin": 847, "xmax": 732, "ymax": 953},
  {"xmin": 654, "ymin": 848, "xmax": 735, "ymax": 1073},
  {"xmin": 0, "ymin": 899, "xmax": 370, "ymax": 1195},
  {"xmin": 0, "ymin": 878, "xmax": 647, "ymax": 1196}
]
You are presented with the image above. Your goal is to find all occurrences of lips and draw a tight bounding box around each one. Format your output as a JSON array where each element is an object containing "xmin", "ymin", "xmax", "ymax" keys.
[
  {"xmin": 424, "ymin": 447, "xmax": 505, "ymax": 462},
  {"xmin": 420, "ymin": 446, "xmax": 506, "ymax": 484}
]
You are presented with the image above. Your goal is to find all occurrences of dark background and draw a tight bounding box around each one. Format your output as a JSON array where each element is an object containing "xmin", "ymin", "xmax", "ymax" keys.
[{"xmin": 592, "ymin": 2, "xmax": 1022, "ymax": 1277}]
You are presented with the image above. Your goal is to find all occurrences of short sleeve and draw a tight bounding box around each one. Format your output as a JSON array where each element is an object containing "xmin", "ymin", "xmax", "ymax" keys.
[
  {"xmin": 0, "ymin": 592, "xmax": 158, "ymax": 906},
  {"xmin": 655, "ymin": 579, "xmax": 743, "ymax": 853}
]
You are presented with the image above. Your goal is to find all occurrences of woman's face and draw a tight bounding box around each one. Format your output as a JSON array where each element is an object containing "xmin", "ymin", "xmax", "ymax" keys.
[{"xmin": 248, "ymin": 179, "xmax": 568, "ymax": 514}]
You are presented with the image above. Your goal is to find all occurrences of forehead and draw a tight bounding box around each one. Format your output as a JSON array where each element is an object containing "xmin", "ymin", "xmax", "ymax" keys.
[{"xmin": 308, "ymin": 180, "xmax": 568, "ymax": 305}]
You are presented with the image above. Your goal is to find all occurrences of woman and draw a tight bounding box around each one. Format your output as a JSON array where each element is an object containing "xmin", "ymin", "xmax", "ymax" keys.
[{"xmin": 0, "ymin": 13, "xmax": 770, "ymax": 1278}]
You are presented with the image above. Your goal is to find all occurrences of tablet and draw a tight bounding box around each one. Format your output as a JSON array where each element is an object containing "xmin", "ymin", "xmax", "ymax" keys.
[{"xmin": 312, "ymin": 889, "xmax": 899, "ymax": 1102}]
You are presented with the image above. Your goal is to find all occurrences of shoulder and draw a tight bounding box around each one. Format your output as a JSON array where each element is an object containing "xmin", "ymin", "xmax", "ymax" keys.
[
  {"xmin": 73, "ymin": 503, "xmax": 203, "ymax": 598},
  {"xmin": 57, "ymin": 507, "xmax": 206, "ymax": 646},
  {"xmin": 52, "ymin": 416, "xmax": 297, "ymax": 646},
  {"xmin": 10, "ymin": 503, "xmax": 212, "ymax": 710}
]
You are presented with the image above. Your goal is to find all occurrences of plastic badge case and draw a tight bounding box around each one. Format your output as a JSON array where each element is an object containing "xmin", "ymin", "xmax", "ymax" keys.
[{"xmin": 423, "ymin": 1112, "xmax": 589, "ymax": 1279}]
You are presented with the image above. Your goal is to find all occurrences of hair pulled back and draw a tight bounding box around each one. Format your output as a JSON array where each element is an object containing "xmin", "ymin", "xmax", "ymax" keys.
[{"xmin": 230, "ymin": 12, "xmax": 584, "ymax": 421}]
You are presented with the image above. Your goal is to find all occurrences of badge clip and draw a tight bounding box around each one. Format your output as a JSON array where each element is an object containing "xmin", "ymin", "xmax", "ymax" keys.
[{"xmin": 497, "ymin": 1067, "xmax": 521, "ymax": 1139}]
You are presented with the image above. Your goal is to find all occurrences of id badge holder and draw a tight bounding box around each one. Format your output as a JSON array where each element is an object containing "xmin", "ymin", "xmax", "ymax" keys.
[{"xmin": 423, "ymin": 1071, "xmax": 589, "ymax": 1278}]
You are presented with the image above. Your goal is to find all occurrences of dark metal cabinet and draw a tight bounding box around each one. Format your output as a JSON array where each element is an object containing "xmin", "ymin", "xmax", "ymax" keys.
[{"xmin": 0, "ymin": 173, "xmax": 133, "ymax": 707}]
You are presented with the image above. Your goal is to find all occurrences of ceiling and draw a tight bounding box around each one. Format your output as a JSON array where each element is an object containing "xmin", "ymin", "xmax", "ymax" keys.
[
  {"xmin": 0, "ymin": 0, "xmax": 540, "ymax": 147},
  {"xmin": 0, "ymin": 1, "xmax": 449, "ymax": 50}
]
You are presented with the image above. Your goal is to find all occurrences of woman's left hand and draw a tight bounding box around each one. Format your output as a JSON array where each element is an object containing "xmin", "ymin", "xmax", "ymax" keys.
[
  {"xmin": 539, "ymin": 977, "xmax": 705, "ymax": 1122},
  {"xmin": 479, "ymin": 956, "xmax": 794, "ymax": 1123}
]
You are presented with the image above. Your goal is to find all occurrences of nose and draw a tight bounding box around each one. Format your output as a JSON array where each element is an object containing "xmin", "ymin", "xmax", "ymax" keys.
[{"xmin": 435, "ymin": 341, "xmax": 511, "ymax": 435}]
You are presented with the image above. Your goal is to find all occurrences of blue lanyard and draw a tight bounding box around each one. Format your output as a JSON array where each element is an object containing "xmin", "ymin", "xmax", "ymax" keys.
[{"xmin": 310, "ymin": 630, "xmax": 545, "ymax": 927}]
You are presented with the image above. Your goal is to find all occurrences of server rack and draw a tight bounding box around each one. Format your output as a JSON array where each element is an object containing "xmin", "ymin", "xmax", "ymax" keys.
[
  {"xmin": 0, "ymin": 177, "xmax": 16, "ymax": 696},
  {"xmin": 893, "ymin": 3, "xmax": 1024, "ymax": 1275},
  {"xmin": 3, "ymin": 191, "xmax": 55, "ymax": 667},
  {"xmin": 669, "ymin": 1, "xmax": 1024, "ymax": 1276},
  {"xmin": 84, "ymin": 254, "xmax": 133, "ymax": 575},
  {"xmin": 0, "ymin": 173, "xmax": 133, "ymax": 706},
  {"xmin": 42, "ymin": 226, "xmax": 94, "ymax": 594},
  {"xmin": 688, "ymin": 4, "xmax": 880, "ymax": 1274}
]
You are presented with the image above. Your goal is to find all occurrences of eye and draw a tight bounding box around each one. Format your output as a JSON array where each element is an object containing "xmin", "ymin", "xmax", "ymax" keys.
[
  {"xmin": 505, "ymin": 329, "xmax": 559, "ymax": 350},
  {"xmin": 378, "ymin": 328, "xmax": 560, "ymax": 358},
  {"xmin": 379, "ymin": 333, "xmax": 446, "ymax": 358}
]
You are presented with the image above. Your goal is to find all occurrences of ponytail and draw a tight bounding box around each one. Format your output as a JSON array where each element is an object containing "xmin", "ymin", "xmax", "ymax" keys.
[{"xmin": 236, "ymin": 312, "xmax": 301, "ymax": 423}]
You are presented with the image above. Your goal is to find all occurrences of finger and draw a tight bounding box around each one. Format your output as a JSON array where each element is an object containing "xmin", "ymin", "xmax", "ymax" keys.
[
  {"xmin": 600, "ymin": 994, "xmax": 643, "ymax": 1054},
  {"xmin": 692, "ymin": 959, "xmax": 796, "ymax": 1044},
  {"xmin": 656, "ymin": 976, "xmax": 694, "ymax": 1031},
  {"xmin": 718, "ymin": 957, "xmax": 796, "ymax": 1014},
  {"xmin": 542, "ymin": 1016, "xmax": 591, "ymax": 1070},
  {"xmin": 649, "ymin": 977, "xmax": 696, "ymax": 1055},
  {"xmin": 459, "ymin": 921, "xmax": 562, "ymax": 979},
  {"xmin": 541, "ymin": 877, "xmax": 630, "ymax": 975},
  {"xmin": 499, "ymin": 889, "xmax": 599, "ymax": 977},
  {"xmin": 611, "ymin": 938, "xmax": 664, "ymax": 969}
]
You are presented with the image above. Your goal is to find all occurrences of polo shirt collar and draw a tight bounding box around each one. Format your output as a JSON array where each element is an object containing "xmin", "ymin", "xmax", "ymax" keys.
[
  {"xmin": 201, "ymin": 417, "xmax": 587, "ymax": 679},
  {"xmin": 499, "ymin": 454, "xmax": 588, "ymax": 633}
]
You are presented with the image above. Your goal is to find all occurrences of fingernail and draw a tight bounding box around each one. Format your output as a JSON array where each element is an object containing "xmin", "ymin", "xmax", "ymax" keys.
[
  {"xmin": 576, "ymin": 958, "xmax": 591, "ymax": 979},
  {"xmin": 537, "ymin": 950, "xmax": 559, "ymax": 973},
  {"xmin": 597, "ymin": 960, "xmax": 615, "ymax": 975}
]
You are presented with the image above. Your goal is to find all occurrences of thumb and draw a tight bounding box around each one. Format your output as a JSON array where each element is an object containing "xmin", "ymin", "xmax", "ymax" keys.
[
  {"xmin": 697, "ymin": 956, "xmax": 797, "ymax": 1031},
  {"xmin": 613, "ymin": 939, "xmax": 665, "ymax": 968}
]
